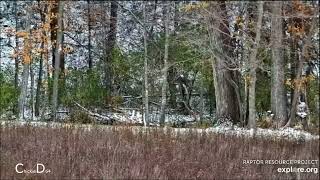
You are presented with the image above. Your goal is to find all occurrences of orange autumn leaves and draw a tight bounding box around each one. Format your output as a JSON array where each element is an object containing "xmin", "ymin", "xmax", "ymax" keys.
[
  {"xmin": 11, "ymin": 30, "xmax": 32, "ymax": 64},
  {"xmin": 286, "ymin": 1, "xmax": 315, "ymax": 39}
]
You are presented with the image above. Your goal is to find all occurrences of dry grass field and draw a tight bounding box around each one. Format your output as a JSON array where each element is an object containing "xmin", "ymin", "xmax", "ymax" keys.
[{"xmin": 0, "ymin": 123, "xmax": 319, "ymax": 179}]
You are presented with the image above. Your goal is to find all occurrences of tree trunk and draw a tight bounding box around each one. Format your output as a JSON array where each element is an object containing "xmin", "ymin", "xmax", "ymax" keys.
[
  {"xmin": 167, "ymin": 2, "xmax": 179, "ymax": 109},
  {"xmin": 13, "ymin": 1, "xmax": 19, "ymax": 115},
  {"xmin": 18, "ymin": 63, "xmax": 30, "ymax": 120},
  {"xmin": 285, "ymin": 17, "xmax": 317, "ymax": 128},
  {"xmin": 50, "ymin": 1, "xmax": 58, "ymax": 69},
  {"xmin": 30, "ymin": 61, "xmax": 35, "ymax": 120},
  {"xmin": 105, "ymin": 1, "xmax": 118, "ymax": 104},
  {"xmin": 285, "ymin": 13, "xmax": 318, "ymax": 127},
  {"xmin": 51, "ymin": 0, "xmax": 64, "ymax": 121},
  {"xmin": 35, "ymin": 48, "xmax": 44, "ymax": 117},
  {"xmin": 167, "ymin": 68, "xmax": 177, "ymax": 109},
  {"xmin": 271, "ymin": 1, "xmax": 288, "ymax": 127},
  {"xmin": 87, "ymin": 0, "xmax": 92, "ymax": 70},
  {"xmin": 248, "ymin": 1, "xmax": 264, "ymax": 129},
  {"xmin": 18, "ymin": 6, "xmax": 32, "ymax": 120},
  {"xmin": 207, "ymin": 2, "xmax": 240, "ymax": 123},
  {"xmin": 35, "ymin": 2, "xmax": 46, "ymax": 117},
  {"xmin": 199, "ymin": 64, "xmax": 205, "ymax": 122},
  {"xmin": 143, "ymin": 2, "xmax": 149, "ymax": 126},
  {"xmin": 159, "ymin": 2, "xmax": 170, "ymax": 126},
  {"xmin": 49, "ymin": 0, "xmax": 65, "ymax": 105}
]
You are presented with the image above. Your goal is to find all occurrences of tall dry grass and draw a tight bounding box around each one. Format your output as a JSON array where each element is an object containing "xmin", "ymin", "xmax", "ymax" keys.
[{"xmin": 0, "ymin": 124, "xmax": 319, "ymax": 179}]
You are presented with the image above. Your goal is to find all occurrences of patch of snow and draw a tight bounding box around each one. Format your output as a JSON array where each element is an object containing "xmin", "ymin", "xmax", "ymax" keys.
[{"xmin": 205, "ymin": 125, "xmax": 319, "ymax": 142}]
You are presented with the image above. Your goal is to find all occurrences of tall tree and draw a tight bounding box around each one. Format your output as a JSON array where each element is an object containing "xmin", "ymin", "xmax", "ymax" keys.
[
  {"xmin": 17, "ymin": 4, "xmax": 32, "ymax": 120},
  {"xmin": 248, "ymin": 1, "xmax": 264, "ymax": 129},
  {"xmin": 167, "ymin": 1, "xmax": 179, "ymax": 110},
  {"xmin": 143, "ymin": 2, "xmax": 149, "ymax": 126},
  {"xmin": 35, "ymin": 1, "xmax": 47, "ymax": 117},
  {"xmin": 285, "ymin": 15, "xmax": 318, "ymax": 128},
  {"xmin": 13, "ymin": 1, "xmax": 19, "ymax": 114},
  {"xmin": 159, "ymin": 2, "xmax": 170, "ymax": 126},
  {"xmin": 105, "ymin": 1, "xmax": 118, "ymax": 104},
  {"xmin": 270, "ymin": 1, "xmax": 288, "ymax": 127},
  {"xmin": 50, "ymin": 0, "xmax": 65, "ymax": 72},
  {"xmin": 87, "ymin": 0, "xmax": 92, "ymax": 70},
  {"xmin": 206, "ymin": 1, "xmax": 240, "ymax": 123},
  {"xmin": 51, "ymin": 0, "xmax": 64, "ymax": 120}
]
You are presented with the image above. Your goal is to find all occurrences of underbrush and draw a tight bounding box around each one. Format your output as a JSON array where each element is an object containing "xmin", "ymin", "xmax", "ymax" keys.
[{"xmin": 0, "ymin": 124, "xmax": 319, "ymax": 179}]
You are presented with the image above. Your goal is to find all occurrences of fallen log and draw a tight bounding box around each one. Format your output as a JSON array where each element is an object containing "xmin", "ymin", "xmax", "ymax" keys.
[{"xmin": 73, "ymin": 102, "xmax": 114, "ymax": 123}]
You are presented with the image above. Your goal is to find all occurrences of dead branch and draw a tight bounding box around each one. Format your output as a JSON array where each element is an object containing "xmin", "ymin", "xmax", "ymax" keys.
[{"xmin": 73, "ymin": 101, "xmax": 113, "ymax": 122}]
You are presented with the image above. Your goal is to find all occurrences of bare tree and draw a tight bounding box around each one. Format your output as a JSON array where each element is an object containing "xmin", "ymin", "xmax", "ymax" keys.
[
  {"xmin": 18, "ymin": 4, "xmax": 32, "ymax": 120},
  {"xmin": 105, "ymin": 1, "xmax": 118, "ymax": 104},
  {"xmin": 270, "ymin": 1, "xmax": 288, "ymax": 127},
  {"xmin": 50, "ymin": 0, "xmax": 64, "ymax": 74},
  {"xmin": 35, "ymin": 1, "xmax": 47, "ymax": 117},
  {"xmin": 13, "ymin": 1, "xmax": 19, "ymax": 114},
  {"xmin": 87, "ymin": 0, "xmax": 92, "ymax": 71},
  {"xmin": 143, "ymin": 2, "xmax": 149, "ymax": 126},
  {"xmin": 159, "ymin": 2, "xmax": 170, "ymax": 126},
  {"xmin": 206, "ymin": 1, "xmax": 240, "ymax": 123},
  {"xmin": 51, "ymin": 0, "xmax": 64, "ymax": 121},
  {"xmin": 248, "ymin": 1, "xmax": 264, "ymax": 129}
]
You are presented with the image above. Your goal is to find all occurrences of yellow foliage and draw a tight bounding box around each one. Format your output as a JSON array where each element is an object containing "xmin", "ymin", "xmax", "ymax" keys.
[
  {"xmin": 23, "ymin": 53, "xmax": 31, "ymax": 64},
  {"xmin": 183, "ymin": 2, "xmax": 209, "ymax": 12},
  {"xmin": 63, "ymin": 46, "xmax": 74, "ymax": 54},
  {"xmin": 43, "ymin": 23, "xmax": 50, "ymax": 31},
  {"xmin": 16, "ymin": 31, "xmax": 28, "ymax": 38},
  {"xmin": 183, "ymin": 4, "xmax": 194, "ymax": 12},
  {"xmin": 290, "ymin": 75, "xmax": 314, "ymax": 90},
  {"xmin": 244, "ymin": 75, "xmax": 252, "ymax": 86},
  {"xmin": 285, "ymin": 78, "xmax": 293, "ymax": 88},
  {"xmin": 199, "ymin": 2, "xmax": 209, "ymax": 8},
  {"xmin": 307, "ymin": 74, "xmax": 315, "ymax": 81}
]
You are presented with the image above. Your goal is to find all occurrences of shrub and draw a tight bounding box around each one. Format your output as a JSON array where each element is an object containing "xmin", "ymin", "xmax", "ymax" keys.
[
  {"xmin": 0, "ymin": 73, "xmax": 18, "ymax": 114},
  {"xmin": 67, "ymin": 110, "xmax": 95, "ymax": 124}
]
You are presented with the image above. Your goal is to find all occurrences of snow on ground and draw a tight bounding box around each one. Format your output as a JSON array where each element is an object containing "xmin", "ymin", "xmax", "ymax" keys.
[
  {"xmin": 1, "ymin": 120, "xmax": 318, "ymax": 142},
  {"xmin": 204, "ymin": 126, "xmax": 319, "ymax": 142},
  {"xmin": 105, "ymin": 110, "xmax": 197, "ymax": 125}
]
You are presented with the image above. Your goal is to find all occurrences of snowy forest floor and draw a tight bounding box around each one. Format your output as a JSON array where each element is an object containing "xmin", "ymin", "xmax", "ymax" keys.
[
  {"xmin": 1, "ymin": 121, "xmax": 319, "ymax": 179},
  {"xmin": 1, "ymin": 120, "xmax": 319, "ymax": 142}
]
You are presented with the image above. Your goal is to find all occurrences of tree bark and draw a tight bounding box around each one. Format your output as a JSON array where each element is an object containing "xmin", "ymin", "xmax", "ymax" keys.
[
  {"xmin": 35, "ymin": 2, "xmax": 46, "ymax": 117},
  {"xmin": 105, "ymin": 1, "xmax": 118, "ymax": 104},
  {"xmin": 285, "ymin": 17, "xmax": 317, "ymax": 128},
  {"xmin": 18, "ymin": 5, "xmax": 32, "ymax": 120},
  {"xmin": 159, "ymin": 2, "xmax": 170, "ymax": 126},
  {"xmin": 51, "ymin": 0, "xmax": 64, "ymax": 121},
  {"xmin": 143, "ymin": 2, "xmax": 149, "ymax": 126},
  {"xmin": 50, "ymin": 0, "xmax": 65, "ymax": 73},
  {"xmin": 270, "ymin": 1, "xmax": 288, "ymax": 127},
  {"xmin": 207, "ymin": 1, "xmax": 240, "ymax": 123},
  {"xmin": 199, "ymin": 64, "xmax": 205, "ymax": 122},
  {"xmin": 30, "ymin": 61, "xmax": 35, "ymax": 120},
  {"xmin": 248, "ymin": 1, "xmax": 263, "ymax": 129},
  {"xmin": 13, "ymin": 1, "xmax": 19, "ymax": 115},
  {"xmin": 87, "ymin": 0, "xmax": 92, "ymax": 70},
  {"xmin": 167, "ymin": 68, "xmax": 177, "ymax": 109}
]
